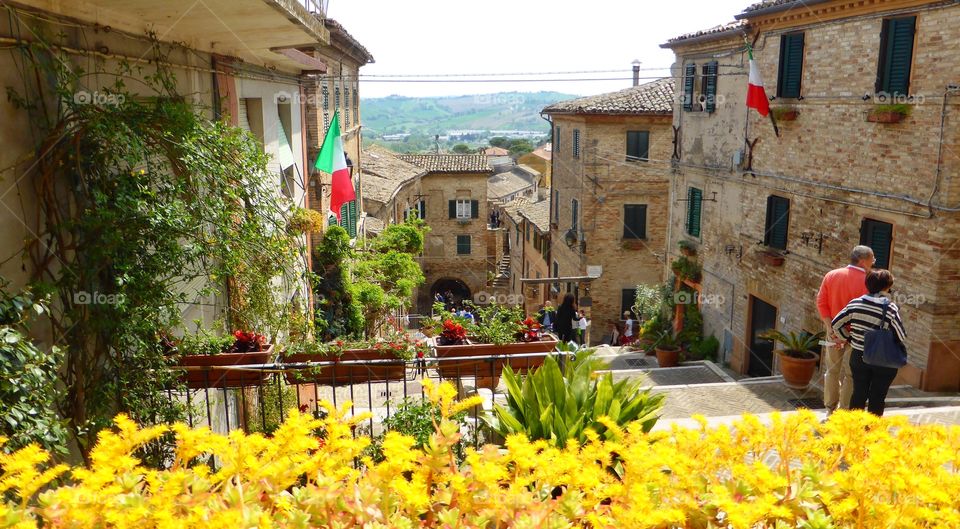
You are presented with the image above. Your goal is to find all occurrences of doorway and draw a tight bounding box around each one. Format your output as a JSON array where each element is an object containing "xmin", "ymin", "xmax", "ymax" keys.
[{"xmin": 747, "ymin": 296, "xmax": 777, "ymax": 377}]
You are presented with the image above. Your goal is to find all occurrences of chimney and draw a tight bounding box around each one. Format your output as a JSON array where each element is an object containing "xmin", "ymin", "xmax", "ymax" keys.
[{"xmin": 631, "ymin": 59, "xmax": 641, "ymax": 86}]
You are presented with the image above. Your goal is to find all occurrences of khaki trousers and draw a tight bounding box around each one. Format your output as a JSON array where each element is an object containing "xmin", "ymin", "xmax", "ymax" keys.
[{"xmin": 823, "ymin": 322, "xmax": 853, "ymax": 412}]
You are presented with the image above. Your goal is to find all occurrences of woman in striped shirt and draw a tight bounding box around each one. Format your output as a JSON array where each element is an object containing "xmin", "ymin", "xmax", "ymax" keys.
[{"xmin": 831, "ymin": 269, "xmax": 906, "ymax": 416}]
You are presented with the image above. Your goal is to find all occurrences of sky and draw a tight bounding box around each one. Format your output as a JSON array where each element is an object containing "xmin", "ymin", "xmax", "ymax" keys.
[{"xmin": 328, "ymin": 0, "xmax": 753, "ymax": 99}]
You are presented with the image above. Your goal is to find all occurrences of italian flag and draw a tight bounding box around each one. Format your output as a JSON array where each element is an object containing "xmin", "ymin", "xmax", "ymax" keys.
[
  {"xmin": 746, "ymin": 49, "xmax": 770, "ymax": 117},
  {"xmin": 314, "ymin": 111, "xmax": 355, "ymax": 221}
]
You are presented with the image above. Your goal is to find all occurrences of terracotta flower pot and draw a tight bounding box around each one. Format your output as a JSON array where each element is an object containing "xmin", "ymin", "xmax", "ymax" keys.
[
  {"xmin": 178, "ymin": 344, "xmax": 274, "ymax": 389},
  {"xmin": 778, "ymin": 350, "xmax": 820, "ymax": 389},
  {"xmin": 282, "ymin": 348, "xmax": 407, "ymax": 386},
  {"xmin": 760, "ymin": 251, "xmax": 785, "ymax": 267},
  {"xmin": 434, "ymin": 338, "xmax": 559, "ymax": 389},
  {"xmin": 655, "ymin": 345, "xmax": 681, "ymax": 368},
  {"xmin": 867, "ymin": 111, "xmax": 906, "ymax": 124}
]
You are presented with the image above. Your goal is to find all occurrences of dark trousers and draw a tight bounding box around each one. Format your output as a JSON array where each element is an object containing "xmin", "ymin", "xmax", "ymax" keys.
[{"xmin": 849, "ymin": 349, "xmax": 899, "ymax": 416}]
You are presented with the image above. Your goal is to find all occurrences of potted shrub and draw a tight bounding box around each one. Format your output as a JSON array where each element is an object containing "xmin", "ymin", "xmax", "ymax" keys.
[
  {"xmin": 434, "ymin": 303, "xmax": 558, "ymax": 389},
  {"xmin": 771, "ymin": 106, "xmax": 799, "ymax": 121},
  {"xmin": 759, "ymin": 330, "xmax": 823, "ymax": 389},
  {"xmin": 632, "ymin": 284, "xmax": 664, "ymax": 352},
  {"xmin": 177, "ymin": 330, "xmax": 274, "ymax": 389},
  {"xmin": 678, "ymin": 239, "xmax": 698, "ymax": 257},
  {"xmin": 287, "ymin": 206, "xmax": 326, "ymax": 234},
  {"xmin": 283, "ymin": 328, "xmax": 420, "ymax": 386},
  {"xmin": 867, "ymin": 103, "xmax": 911, "ymax": 124},
  {"xmin": 653, "ymin": 330, "xmax": 682, "ymax": 368},
  {"xmin": 670, "ymin": 256, "xmax": 702, "ymax": 282}
]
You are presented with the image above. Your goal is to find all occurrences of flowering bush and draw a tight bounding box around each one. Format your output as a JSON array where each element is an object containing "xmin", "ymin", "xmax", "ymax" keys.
[
  {"xmin": 516, "ymin": 316, "xmax": 542, "ymax": 342},
  {"xmin": 227, "ymin": 330, "xmax": 269, "ymax": 353},
  {"xmin": 2, "ymin": 382, "xmax": 959, "ymax": 528},
  {"xmin": 437, "ymin": 319, "xmax": 467, "ymax": 345}
]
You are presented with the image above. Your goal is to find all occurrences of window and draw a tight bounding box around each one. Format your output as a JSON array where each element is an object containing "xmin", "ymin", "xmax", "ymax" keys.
[
  {"xmin": 353, "ymin": 84, "xmax": 359, "ymax": 126},
  {"xmin": 572, "ymin": 129, "xmax": 580, "ymax": 158},
  {"xmin": 623, "ymin": 204, "xmax": 647, "ymax": 240},
  {"xmin": 860, "ymin": 219, "xmax": 894, "ymax": 269},
  {"xmin": 686, "ymin": 187, "xmax": 702, "ymax": 237},
  {"xmin": 626, "ymin": 131, "xmax": 650, "ymax": 161},
  {"xmin": 554, "ymin": 125, "xmax": 560, "ymax": 153},
  {"xmin": 621, "ymin": 288, "xmax": 637, "ymax": 316},
  {"xmin": 321, "ymin": 85, "xmax": 330, "ymax": 131},
  {"xmin": 682, "ymin": 63, "xmax": 696, "ymax": 112},
  {"xmin": 876, "ymin": 16, "xmax": 916, "ymax": 96},
  {"xmin": 449, "ymin": 199, "xmax": 477, "ymax": 219},
  {"xmin": 334, "ymin": 85, "xmax": 340, "ymax": 116},
  {"xmin": 525, "ymin": 222, "xmax": 530, "ymax": 241},
  {"xmin": 552, "ymin": 261, "xmax": 559, "ymax": 291},
  {"xmin": 571, "ymin": 198, "xmax": 579, "ymax": 232},
  {"xmin": 403, "ymin": 200, "xmax": 425, "ymax": 221},
  {"xmin": 344, "ymin": 86, "xmax": 351, "ymax": 128},
  {"xmin": 456, "ymin": 235, "xmax": 471, "ymax": 255},
  {"xmin": 553, "ymin": 190, "xmax": 559, "ymax": 222},
  {"xmin": 764, "ymin": 195, "xmax": 790, "ymax": 250},
  {"xmin": 777, "ymin": 32, "xmax": 805, "ymax": 98},
  {"xmin": 702, "ymin": 61, "xmax": 718, "ymax": 113}
]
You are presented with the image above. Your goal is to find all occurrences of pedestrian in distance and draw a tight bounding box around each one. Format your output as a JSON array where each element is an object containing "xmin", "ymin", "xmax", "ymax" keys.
[
  {"xmin": 817, "ymin": 245, "xmax": 874, "ymax": 414},
  {"xmin": 831, "ymin": 269, "xmax": 906, "ymax": 416},
  {"xmin": 620, "ymin": 310, "xmax": 636, "ymax": 346},
  {"xmin": 577, "ymin": 310, "xmax": 589, "ymax": 345}
]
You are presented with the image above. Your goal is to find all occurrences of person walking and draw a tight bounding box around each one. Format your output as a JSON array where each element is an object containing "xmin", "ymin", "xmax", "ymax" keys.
[
  {"xmin": 537, "ymin": 301, "xmax": 555, "ymax": 332},
  {"xmin": 816, "ymin": 245, "xmax": 873, "ymax": 414},
  {"xmin": 831, "ymin": 269, "xmax": 906, "ymax": 416},
  {"xmin": 577, "ymin": 310, "xmax": 589, "ymax": 345},
  {"xmin": 554, "ymin": 294, "xmax": 577, "ymax": 343},
  {"xmin": 620, "ymin": 311, "xmax": 636, "ymax": 346}
]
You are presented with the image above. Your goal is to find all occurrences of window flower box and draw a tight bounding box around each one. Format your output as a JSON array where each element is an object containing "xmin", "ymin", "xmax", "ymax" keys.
[
  {"xmin": 282, "ymin": 348, "xmax": 408, "ymax": 386},
  {"xmin": 771, "ymin": 106, "xmax": 799, "ymax": 122},
  {"xmin": 867, "ymin": 104, "xmax": 910, "ymax": 124},
  {"xmin": 759, "ymin": 250, "xmax": 785, "ymax": 267},
  {"xmin": 178, "ymin": 345, "xmax": 274, "ymax": 389},
  {"xmin": 434, "ymin": 337, "xmax": 559, "ymax": 389}
]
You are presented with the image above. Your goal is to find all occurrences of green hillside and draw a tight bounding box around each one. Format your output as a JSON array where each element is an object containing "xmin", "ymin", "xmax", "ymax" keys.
[{"xmin": 361, "ymin": 91, "xmax": 577, "ymax": 136}]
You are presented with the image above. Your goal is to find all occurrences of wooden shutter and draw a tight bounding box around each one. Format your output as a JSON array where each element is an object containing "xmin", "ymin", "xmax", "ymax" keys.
[
  {"xmin": 449, "ymin": 200, "xmax": 456, "ymax": 218},
  {"xmin": 571, "ymin": 199, "xmax": 579, "ymax": 231},
  {"xmin": 554, "ymin": 125, "xmax": 560, "ymax": 153},
  {"xmin": 573, "ymin": 129, "xmax": 580, "ymax": 158},
  {"xmin": 860, "ymin": 219, "xmax": 894, "ymax": 269},
  {"xmin": 418, "ymin": 200, "xmax": 426, "ymax": 220},
  {"xmin": 777, "ymin": 33, "xmax": 805, "ymax": 98},
  {"xmin": 702, "ymin": 62, "xmax": 718, "ymax": 113},
  {"xmin": 877, "ymin": 16, "xmax": 916, "ymax": 96},
  {"xmin": 682, "ymin": 63, "xmax": 696, "ymax": 111},
  {"xmin": 470, "ymin": 200, "xmax": 479, "ymax": 218},
  {"xmin": 626, "ymin": 131, "xmax": 650, "ymax": 160},
  {"xmin": 764, "ymin": 196, "xmax": 790, "ymax": 250},
  {"xmin": 623, "ymin": 204, "xmax": 647, "ymax": 239},
  {"xmin": 686, "ymin": 188, "xmax": 702, "ymax": 237}
]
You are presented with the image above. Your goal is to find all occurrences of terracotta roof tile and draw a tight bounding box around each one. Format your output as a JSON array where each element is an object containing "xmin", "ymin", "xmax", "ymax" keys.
[
  {"xmin": 518, "ymin": 199, "xmax": 551, "ymax": 233},
  {"xmin": 664, "ymin": 20, "xmax": 747, "ymax": 45},
  {"xmin": 484, "ymin": 146, "xmax": 509, "ymax": 156},
  {"xmin": 542, "ymin": 78, "xmax": 674, "ymax": 115},
  {"xmin": 396, "ymin": 154, "xmax": 491, "ymax": 174},
  {"xmin": 361, "ymin": 145, "xmax": 425, "ymax": 203}
]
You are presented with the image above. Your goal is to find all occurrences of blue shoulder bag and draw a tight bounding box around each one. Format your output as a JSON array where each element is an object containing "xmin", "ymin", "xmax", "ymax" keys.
[{"xmin": 862, "ymin": 299, "xmax": 907, "ymax": 368}]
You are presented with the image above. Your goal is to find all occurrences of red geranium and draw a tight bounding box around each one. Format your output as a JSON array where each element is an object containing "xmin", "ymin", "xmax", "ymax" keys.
[
  {"xmin": 229, "ymin": 330, "xmax": 268, "ymax": 353},
  {"xmin": 438, "ymin": 319, "xmax": 467, "ymax": 345},
  {"xmin": 517, "ymin": 317, "xmax": 542, "ymax": 343}
]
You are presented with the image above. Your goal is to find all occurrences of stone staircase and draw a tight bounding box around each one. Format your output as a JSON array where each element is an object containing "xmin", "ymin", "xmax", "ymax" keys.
[{"xmin": 491, "ymin": 254, "xmax": 510, "ymax": 288}]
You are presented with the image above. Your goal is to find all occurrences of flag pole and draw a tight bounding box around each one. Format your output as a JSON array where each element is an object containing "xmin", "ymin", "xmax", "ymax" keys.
[{"xmin": 769, "ymin": 112, "xmax": 780, "ymax": 138}]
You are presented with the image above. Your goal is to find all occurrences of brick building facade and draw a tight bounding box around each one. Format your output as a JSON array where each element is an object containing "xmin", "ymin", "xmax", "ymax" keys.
[
  {"xmin": 542, "ymin": 79, "xmax": 675, "ymax": 343},
  {"xmin": 663, "ymin": 0, "xmax": 960, "ymax": 390}
]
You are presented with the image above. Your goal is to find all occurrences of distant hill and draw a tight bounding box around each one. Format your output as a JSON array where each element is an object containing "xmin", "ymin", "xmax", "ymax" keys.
[{"xmin": 361, "ymin": 91, "xmax": 577, "ymax": 137}]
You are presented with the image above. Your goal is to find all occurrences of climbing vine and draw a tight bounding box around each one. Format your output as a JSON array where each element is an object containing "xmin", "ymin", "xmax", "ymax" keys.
[{"xmin": 7, "ymin": 29, "xmax": 308, "ymax": 456}]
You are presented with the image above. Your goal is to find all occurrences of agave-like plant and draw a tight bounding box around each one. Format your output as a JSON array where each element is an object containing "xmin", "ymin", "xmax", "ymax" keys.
[
  {"xmin": 759, "ymin": 329, "xmax": 824, "ymax": 359},
  {"xmin": 485, "ymin": 350, "xmax": 664, "ymax": 447}
]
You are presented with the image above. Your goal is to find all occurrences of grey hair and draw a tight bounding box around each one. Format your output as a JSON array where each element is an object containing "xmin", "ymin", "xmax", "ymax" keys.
[{"xmin": 850, "ymin": 245, "xmax": 874, "ymax": 265}]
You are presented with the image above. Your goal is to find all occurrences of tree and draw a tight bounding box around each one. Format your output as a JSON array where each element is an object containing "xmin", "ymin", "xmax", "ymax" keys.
[
  {"xmin": 508, "ymin": 139, "xmax": 534, "ymax": 158},
  {"xmin": 312, "ymin": 226, "xmax": 364, "ymax": 340},
  {"xmin": 451, "ymin": 143, "xmax": 472, "ymax": 154},
  {"xmin": 489, "ymin": 136, "xmax": 510, "ymax": 148}
]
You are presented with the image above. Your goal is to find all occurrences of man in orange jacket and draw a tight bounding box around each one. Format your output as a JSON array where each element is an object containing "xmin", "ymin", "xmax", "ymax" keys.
[{"xmin": 816, "ymin": 245, "xmax": 874, "ymax": 414}]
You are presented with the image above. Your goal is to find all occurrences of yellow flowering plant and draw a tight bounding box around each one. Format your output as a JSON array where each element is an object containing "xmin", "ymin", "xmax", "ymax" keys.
[{"xmin": 1, "ymin": 380, "xmax": 958, "ymax": 528}]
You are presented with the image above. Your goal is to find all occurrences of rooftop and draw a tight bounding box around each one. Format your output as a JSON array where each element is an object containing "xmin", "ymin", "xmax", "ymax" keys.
[
  {"xmin": 542, "ymin": 78, "xmax": 674, "ymax": 116},
  {"xmin": 325, "ymin": 18, "xmax": 375, "ymax": 63},
  {"xmin": 529, "ymin": 144, "xmax": 551, "ymax": 161},
  {"xmin": 518, "ymin": 199, "xmax": 551, "ymax": 233},
  {"xmin": 397, "ymin": 154, "xmax": 491, "ymax": 174},
  {"xmin": 662, "ymin": 20, "xmax": 748, "ymax": 47},
  {"xmin": 739, "ymin": 0, "xmax": 809, "ymax": 17},
  {"xmin": 488, "ymin": 166, "xmax": 539, "ymax": 201},
  {"xmin": 484, "ymin": 146, "xmax": 509, "ymax": 156},
  {"xmin": 361, "ymin": 146, "xmax": 425, "ymax": 203}
]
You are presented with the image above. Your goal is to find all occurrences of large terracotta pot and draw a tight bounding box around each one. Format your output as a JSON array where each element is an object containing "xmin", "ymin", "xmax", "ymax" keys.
[
  {"xmin": 655, "ymin": 345, "xmax": 681, "ymax": 368},
  {"xmin": 282, "ymin": 348, "xmax": 407, "ymax": 386},
  {"xmin": 178, "ymin": 345, "xmax": 274, "ymax": 389},
  {"xmin": 778, "ymin": 350, "xmax": 820, "ymax": 389},
  {"xmin": 434, "ymin": 338, "xmax": 559, "ymax": 389}
]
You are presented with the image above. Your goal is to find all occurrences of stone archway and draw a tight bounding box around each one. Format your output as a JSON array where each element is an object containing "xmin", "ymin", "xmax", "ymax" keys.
[{"xmin": 430, "ymin": 277, "xmax": 472, "ymax": 310}]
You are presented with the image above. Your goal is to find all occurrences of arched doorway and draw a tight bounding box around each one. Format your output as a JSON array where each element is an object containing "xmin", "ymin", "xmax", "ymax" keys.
[{"xmin": 431, "ymin": 278, "xmax": 472, "ymax": 311}]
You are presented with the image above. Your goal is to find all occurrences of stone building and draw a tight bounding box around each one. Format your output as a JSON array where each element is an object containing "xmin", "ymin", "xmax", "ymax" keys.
[
  {"xmin": 663, "ymin": 0, "xmax": 960, "ymax": 391},
  {"xmin": 390, "ymin": 154, "xmax": 495, "ymax": 315},
  {"xmin": 518, "ymin": 144, "xmax": 552, "ymax": 187},
  {"xmin": 542, "ymin": 78, "xmax": 676, "ymax": 344},
  {"xmin": 304, "ymin": 18, "xmax": 374, "ymax": 244},
  {"xmin": 500, "ymin": 199, "xmax": 552, "ymax": 312},
  {"xmin": 488, "ymin": 165, "xmax": 540, "ymax": 205},
  {"xmin": 359, "ymin": 145, "xmax": 426, "ymax": 235}
]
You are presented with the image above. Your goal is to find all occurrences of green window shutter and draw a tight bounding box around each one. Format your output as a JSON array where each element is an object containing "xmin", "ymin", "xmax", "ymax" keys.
[
  {"xmin": 877, "ymin": 16, "xmax": 916, "ymax": 96},
  {"xmin": 449, "ymin": 200, "xmax": 456, "ymax": 218},
  {"xmin": 571, "ymin": 199, "xmax": 579, "ymax": 231},
  {"xmin": 686, "ymin": 188, "xmax": 702, "ymax": 237},
  {"xmin": 470, "ymin": 200, "xmax": 479, "ymax": 219},
  {"xmin": 777, "ymin": 33, "xmax": 805, "ymax": 98},
  {"xmin": 682, "ymin": 63, "xmax": 696, "ymax": 112},
  {"xmin": 626, "ymin": 131, "xmax": 649, "ymax": 160},
  {"xmin": 860, "ymin": 219, "xmax": 894, "ymax": 269},
  {"xmin": 573, "ymin": 129, "xmax": 580, "ymax": 158},
  {"xmin": 418, "ymin": 200, "xmax": 426, "ymax": 220},
  {"xmin": 554, "ymin": 125, "xmax": 560, "ymax": 153},
  {"xmin": 764, "ymin": 195, "xmax": 790, "ymax": 250},
  {"xmin": 702, "ymin": 61, "xmax": 718, "ymax": 113},
  {"xmin": 623, "ymin": 204, "xmax": 647, "ymax": 239},
  {"xmin": 457, "ymin": 235, "xmax": 471, "ymax": 255}
]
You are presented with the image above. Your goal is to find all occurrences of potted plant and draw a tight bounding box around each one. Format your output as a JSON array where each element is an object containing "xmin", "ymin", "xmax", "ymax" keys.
[
  {"xmin": 653, "ymin": 330, "xmax": 682, "ymax": 368},
  {"xmin": 632, "ymin": 284, "xmax": 664, "ymax": 351},
  {"xmin": 771, "ymin": 106, "xmax": 799, "ymax": 121},
  {"xmin": 678, "ymin": 239, "xmax": 698, "ymax": 257},
  {"xmin": 759, "ymin": 330, "xmax": 824, "ymax": 389},
  {"xmin": 177, "ymin": 330, "xmax": 274, "ymax": 389},
  {"xmin": 282, "ymin": 326, "xmax": 420, "ymax": 386},
  {"xmin": 759, "ymin": 250, "xmax": 786, "ymax": 267},
  {"xmin": 287, "ymin": 206, "xmax": 326, "ymax": 234},
  {"xmin": 434, "ymin": 303, "xmax": 558, "ymax": 389},
  {"xmin": 671, "ymin": 256, "xmax": 702, "ymax": 282},
  {"xmin": 867, "ymin": 103, "xmax": 911, "ymax": 124}
]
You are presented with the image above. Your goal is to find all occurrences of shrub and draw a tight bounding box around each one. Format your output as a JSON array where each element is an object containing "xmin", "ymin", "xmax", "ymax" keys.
[
  {"xmin": 2, "ymin": 386, "xmax": 958, "ymax": 528},
  {"xmin": 486, "ymin": 352, "xmax": 664, "ymax": 446}
]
